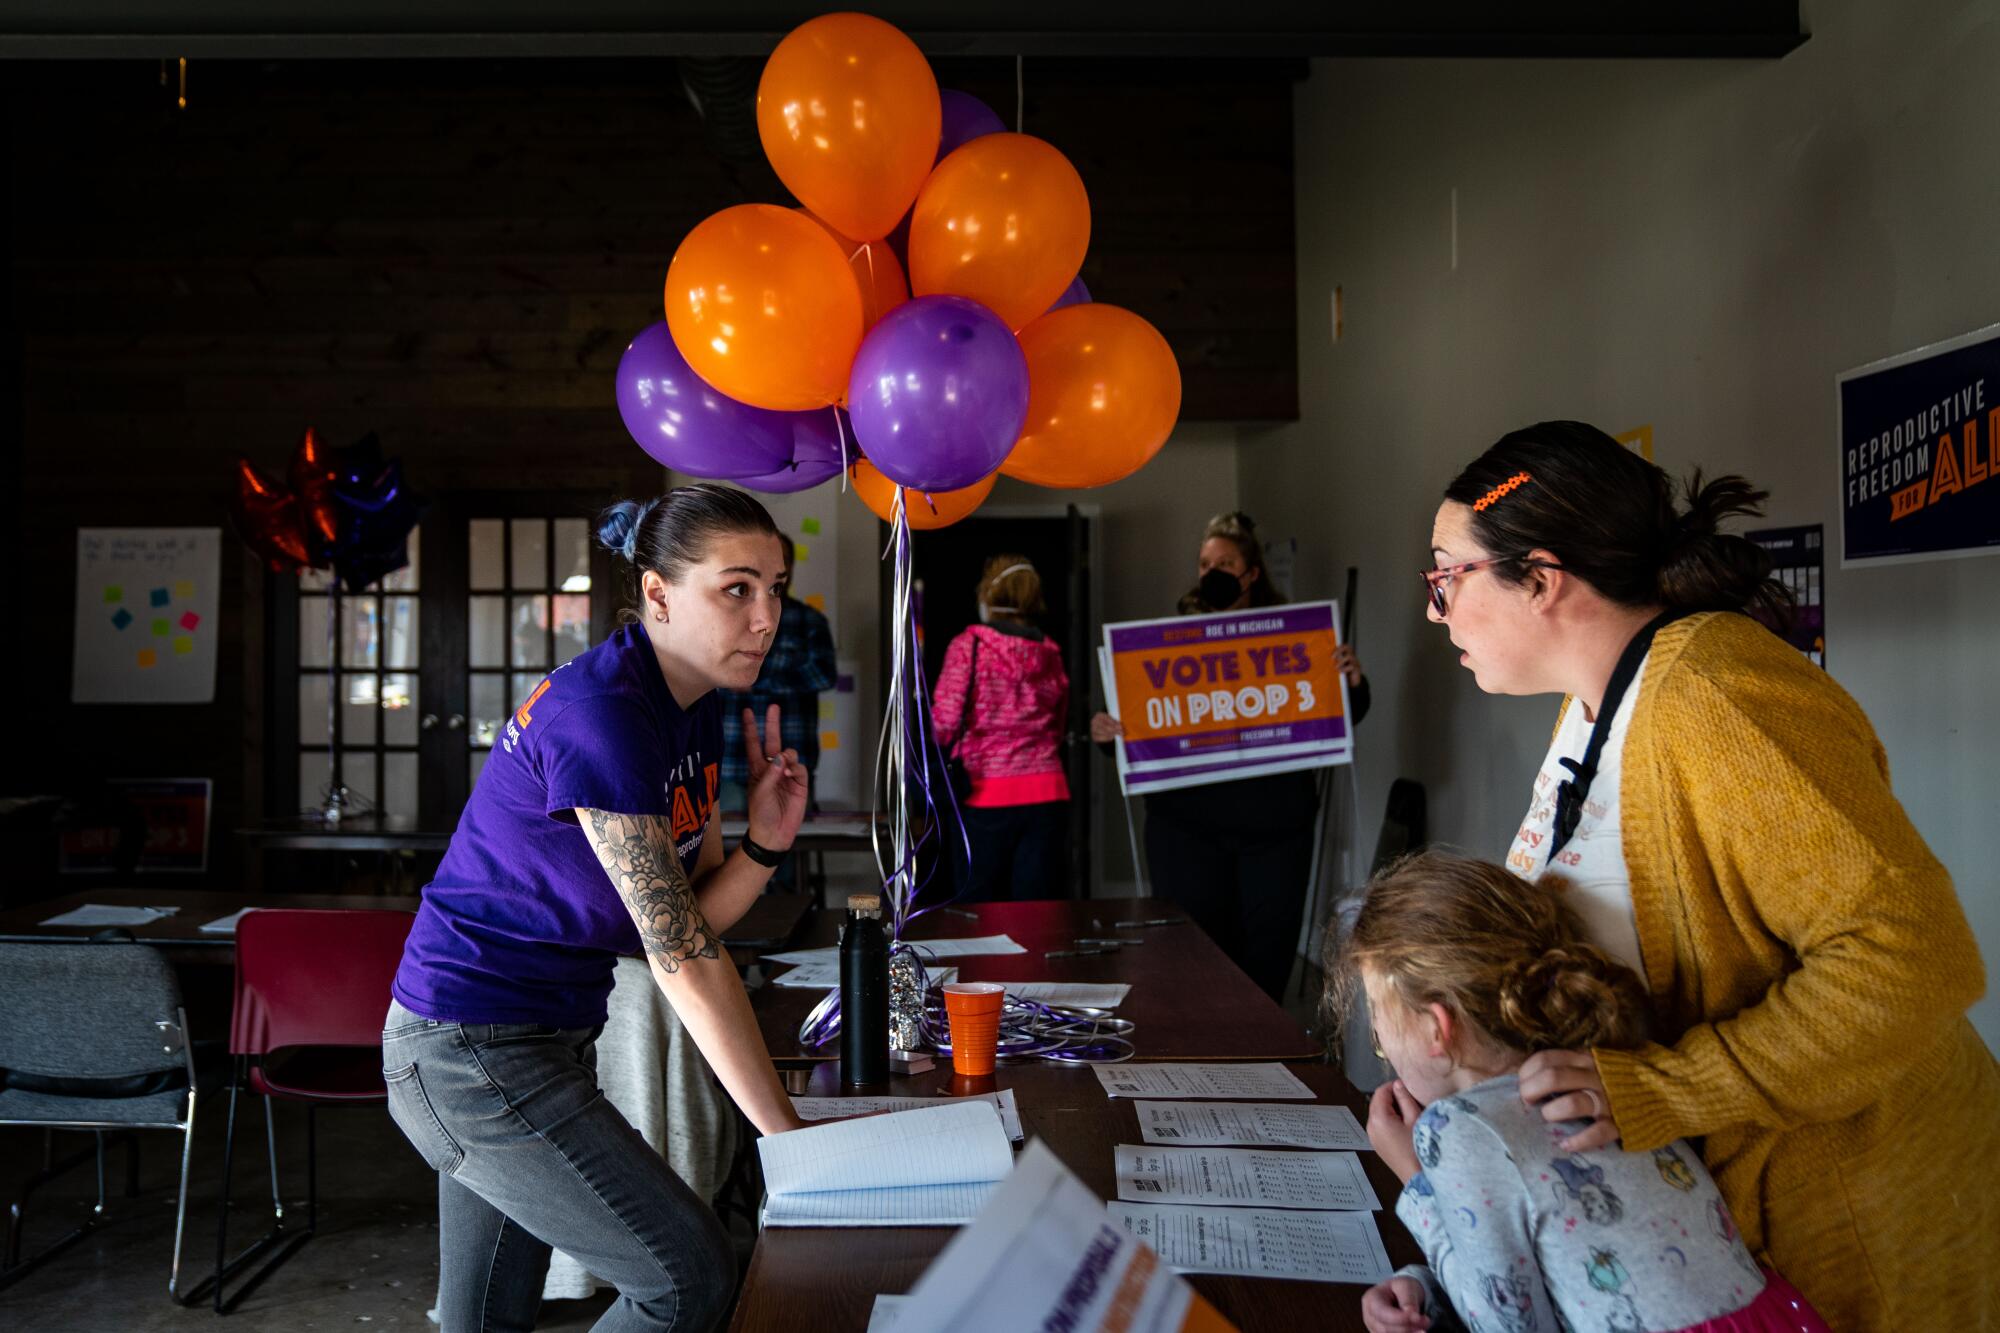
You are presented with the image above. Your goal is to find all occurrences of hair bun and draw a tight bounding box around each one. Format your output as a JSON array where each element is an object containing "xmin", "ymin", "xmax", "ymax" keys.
[
  {"xmin": 595, "ymin": 499, "xmax": 649, "ymax": 562},
  {"xmin": 1655, "ymin": 469, "xmax": 1790, "ymax": 620},
  {"xmin": 1495, "ymin": 947, "xmax": 1649, "ymax": 1052}
]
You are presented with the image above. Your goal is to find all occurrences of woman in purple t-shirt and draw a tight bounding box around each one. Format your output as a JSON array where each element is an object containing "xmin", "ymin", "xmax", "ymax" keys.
[{"xmin": 384, "ymin": 484, "xmax": 811, "ymax": 1333}]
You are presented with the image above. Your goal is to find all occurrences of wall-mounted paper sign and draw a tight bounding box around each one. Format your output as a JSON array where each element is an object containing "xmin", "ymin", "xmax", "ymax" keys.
[
  {"xmin": 1838, "ymin": 322, "xmax": 1999, "ymax": 568},
  {"xmin": 72, "ymin": 528, "xmax": 221, "ymax": 704}
]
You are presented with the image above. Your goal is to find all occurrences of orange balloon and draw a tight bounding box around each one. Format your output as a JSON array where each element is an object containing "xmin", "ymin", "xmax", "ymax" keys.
[
  {"xmin": 757, "ymin": 13, "xmax": 942, "ymax": 242},
  {"xmin": 908, "ymin": 134, "xmax": 1091, "ymax": 332},
  {"xmin": 664, "ymin": 204, "xmax": 863, "ymax": 412},
  {"xmin": 848, "ymin": 460, "xmax": 995, "ymax": 529},
  {"xmin": 798, "ymin": 210, "xmax": 910, "ymax": 332},
  {"xmin": 1002, "ymin": 305, "xmax": 1182, "ymax": 489}
]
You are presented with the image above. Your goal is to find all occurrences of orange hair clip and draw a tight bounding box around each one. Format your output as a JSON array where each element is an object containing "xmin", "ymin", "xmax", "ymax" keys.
[{"xmin": 1473, "ymin": 471, "xmax": 1532, "ymax": 511}]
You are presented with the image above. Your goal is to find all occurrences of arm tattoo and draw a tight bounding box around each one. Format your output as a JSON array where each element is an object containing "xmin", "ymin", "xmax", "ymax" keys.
[{"xmin": 580, "ymin": 809, "xmax": 719, "ymax": 972}]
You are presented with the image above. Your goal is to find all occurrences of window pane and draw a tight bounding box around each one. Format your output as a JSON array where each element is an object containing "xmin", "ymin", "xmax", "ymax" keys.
[
  {"xmin": 470, "ymin": 519, "xmax": 504, "ymax": 590},
  {"xmin": 299, "ymin": 751, "xmax": 331, "ymax": 808},
  {"xmin": 299, "ymin": 675, "xmax": 330, "ymax": 746},
  {"xmin": 299, "ymin": 596, "xmax": 331, "ymax": 668},
  {"xmin": 554, "ymin": 594, "xmax": 590, "ymax": 664},
  {"xmin": 510, "ymin": 596, "xmax": 549, "ymax": 667},
  {"xmin": 555, "ymin": 518, "xmax": 591, "ymax": 593},
  {"xmin": 342, "ymin": 673, "xmax": 379, "ymax": 745},
  {"xmin": 470, "ymin": 596, "xmax": 506, "ymax": 668},
  {"xmin": 382, "ymin": 672, "xmax": 418, "ymax": 746},
  {"xmin": 383, "ymin": 753, "xmax": 418, "ymax": 821},
  {"xmin": 511, "ymin": 519, "xmax": 548, "ymax": 589},
  {"xmin": 470, "ymin": 749, "xmax": 489, "ymax": 788},
  {"xmin": 385, "ymin": 596, "xmax": 419, "ymax": 669},
  {"xmin": 342, "ymin": 595, "xmax": 380, "ymax": 670},
  {"xmin": 382, "ymin": 524, "xmax": 421, "ymax": 592},
  {"xmin": 470, "ymin": 674, "xmax": 506, "ymax": 748},
  {"xmin": 340, "ymin": 750, "xmax": 378, "ymax": 806}
]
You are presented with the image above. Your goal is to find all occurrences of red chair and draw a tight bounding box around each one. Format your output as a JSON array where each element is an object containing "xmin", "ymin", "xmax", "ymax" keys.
[{"xmin": 194, "ymin": 908, "xmax": 412, "ymax": 1314}]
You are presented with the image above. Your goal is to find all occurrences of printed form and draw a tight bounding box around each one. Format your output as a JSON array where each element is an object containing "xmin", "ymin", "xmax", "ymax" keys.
[{"xmin": 1113, "ymin": 1145, "xmax": 1380, "ymax": 1211}]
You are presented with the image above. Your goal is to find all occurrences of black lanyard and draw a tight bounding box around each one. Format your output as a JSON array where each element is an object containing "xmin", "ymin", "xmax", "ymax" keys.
[{"xmin": 1548, "ymin": 609, "xmax": 1687, "ymax": 862}]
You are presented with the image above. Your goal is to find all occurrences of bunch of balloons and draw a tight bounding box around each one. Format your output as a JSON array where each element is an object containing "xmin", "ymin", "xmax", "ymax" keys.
[
  {"xmin": 231, "ymin": 430, "xmax": 424, "ymax": 591},
  {"xmin": 616, "ymin": 11, "xmax": 1182, "ymax": 527}
]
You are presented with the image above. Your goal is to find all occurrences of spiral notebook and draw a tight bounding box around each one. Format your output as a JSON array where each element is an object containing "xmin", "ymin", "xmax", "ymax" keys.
[{"xmin": 756, "ymin": 1101, "xmax": 1015, "ymax": 1227}]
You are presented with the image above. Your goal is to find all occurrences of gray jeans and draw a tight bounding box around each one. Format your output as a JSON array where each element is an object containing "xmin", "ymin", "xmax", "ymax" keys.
[{"xmin": 382, "ymin": 999, "xmax": 735, "ymax": 1333}]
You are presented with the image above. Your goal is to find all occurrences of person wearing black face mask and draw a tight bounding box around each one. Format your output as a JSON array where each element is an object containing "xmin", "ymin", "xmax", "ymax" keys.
[{"xmin": 1089, "ymin": 511, "xmax": 1370, "ymax": 1000}]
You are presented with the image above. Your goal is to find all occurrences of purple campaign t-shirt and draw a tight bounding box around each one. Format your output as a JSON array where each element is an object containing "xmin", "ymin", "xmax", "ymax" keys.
[{"xmin": 392, "ymin": 624, "xmax": 722, "ymax": 1026}]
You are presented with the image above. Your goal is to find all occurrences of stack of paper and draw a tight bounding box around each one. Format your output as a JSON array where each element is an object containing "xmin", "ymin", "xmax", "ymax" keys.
[
  {"xmin": 793, "ymin": 1089, "xmax": 1025, "ymax": 1142},
  {"xmin": 1114, "ymin": 1144, "xmax": 1380, "ymax": 1210},
  {"xmin": 762, "ymin": 934, "xmax": 1027, "ymax": 968},
  {"xmin": 878, "ymin": 1140, "xmax": 1234, "ymax": 1332},
  {"xmin": 1109, "ymin": 1202, "xmax": 1394, "ymax": 1286},
  {"xmin": 756, "ymin": 1101, "xmax": 1014, "ymax": 1228},
  {"xmin": 1093, "ymin": 1062, "xmax": 1315, "ymax": 1100},
  {"xmin": 38, "ymin": 904, "xmax": 178, "ymax": 928},
  {"xmin": 1132, "ymin": 1101, "xmax": 1368, "ymax": 1150},
  {"xmin": 1007, "ymin": 982, "xmax": 1131, "ymax": 1009}
]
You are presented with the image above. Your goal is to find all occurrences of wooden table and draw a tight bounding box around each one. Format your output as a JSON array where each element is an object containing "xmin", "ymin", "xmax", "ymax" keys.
[
  {"xmin": 2, "ymin": 886, "xmax": 809, "ymax": 958},
  {"xmin": 0, "ymin": 887, "xmax": 422, "ymax": 954},
  {"xmin": 727, "ymin": 1061, "xmax": 1419, "ymax": 1333},
  {"xmin": 749, "ymin": 899, "xmax": 1322, "ymax": 1064}
]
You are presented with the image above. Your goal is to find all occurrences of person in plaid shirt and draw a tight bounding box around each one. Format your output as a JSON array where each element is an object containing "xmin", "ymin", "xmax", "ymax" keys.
[{"xmin": 718, "ymin": 531, "xmax": 836, "ymax": 815}]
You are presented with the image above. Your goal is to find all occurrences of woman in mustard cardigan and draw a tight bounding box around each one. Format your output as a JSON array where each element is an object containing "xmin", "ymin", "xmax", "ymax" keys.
[{"xmin": 1416, "ymin": 421, "xmax": 1998, "ymax": 1330}]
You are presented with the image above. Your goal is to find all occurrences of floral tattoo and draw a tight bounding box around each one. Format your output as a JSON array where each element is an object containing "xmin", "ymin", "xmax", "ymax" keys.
[{"xmin": 580, "ymin": 809, "xmax": 719, "ymax": 971}]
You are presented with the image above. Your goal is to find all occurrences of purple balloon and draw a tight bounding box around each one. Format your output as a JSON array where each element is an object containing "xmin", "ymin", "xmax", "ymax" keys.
[
  {"xmin": 847, "ymin": 296, "xmax": 1029, "ymax": 493},
  {"xmin": 614, "ymin": 322, "xmax": 793, "ymax": 479},
  {"xmin": 1048, "ymin": 275, "xmax": 1091, "ymax": 314},
  {"xmin": 737, "ymin": 458, "xmax": 844, "ymax": 495},
  {"xmin": 937, "ymin": 90, "xmax": 1006, "ymax": 163},
  {"xmin": 790, "ymin": 407, "xmax": 857, "ymax": 468}
]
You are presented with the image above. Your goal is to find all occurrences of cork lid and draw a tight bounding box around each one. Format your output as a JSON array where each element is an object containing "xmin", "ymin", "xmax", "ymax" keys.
[{"xmin": 846, "ymin": 893, "xmax": 882, "ymax": 914}]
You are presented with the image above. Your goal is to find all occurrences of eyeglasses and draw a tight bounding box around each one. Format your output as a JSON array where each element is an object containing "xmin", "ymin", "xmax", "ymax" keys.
[{"xmin": 1419, "ymin": 554, "xmax": 1553, "ymax": 617}]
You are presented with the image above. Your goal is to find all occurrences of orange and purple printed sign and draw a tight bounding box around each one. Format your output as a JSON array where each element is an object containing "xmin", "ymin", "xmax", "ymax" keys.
[{"xmin": 1100, "ymin": 602, "xmax": 1352, "ymax": 796}]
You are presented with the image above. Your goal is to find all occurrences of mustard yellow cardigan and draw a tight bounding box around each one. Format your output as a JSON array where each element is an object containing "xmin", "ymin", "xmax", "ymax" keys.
[{"xmin": 1579, "ymin": 612, "xmax": 1998, "ymax": 1331}]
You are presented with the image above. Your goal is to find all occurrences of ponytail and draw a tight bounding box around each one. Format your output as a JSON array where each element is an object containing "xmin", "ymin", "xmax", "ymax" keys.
[{"xmin": 1445, "ymin": 421, "xmax": 1792, "ymax": 622}]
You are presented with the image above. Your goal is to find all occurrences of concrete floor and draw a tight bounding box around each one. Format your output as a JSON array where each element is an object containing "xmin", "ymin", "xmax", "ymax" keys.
[
  {"xmin": 0, "ymin": 1097, "xmax": 740, "ymax": 1333},
  {"xmin": 1, "ymin": 960, "xmax": 1331, "ymax": 1332}
]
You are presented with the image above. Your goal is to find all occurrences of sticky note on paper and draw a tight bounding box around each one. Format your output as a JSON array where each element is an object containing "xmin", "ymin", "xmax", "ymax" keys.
[
  {"xmin": 111, "ymin": 609, "xmax": 133, "ymax": 631},
  {"xmin": 805, "ymin": 594, "xmax": 826, "ymax": 612},
  {"xmin": 151, "ymin": 619, "xmax": 170, "ymax": 637},
  {"xmin": 801, "ymin": 517, "xmax": 822, "ymax": 535},
  {"xmin": 174, "ymin": 580, "xmax": 195, "ymax": 598},
  {"xmin": 819, "ymin": 698, "xmax": 835, "ymax": 719},
  {"xmin": 795, "ymin": 544, "xmax": 810, "ymax": 562},
  {"xmin": 173, "ymin": 636, "xmax": 193, "ymax": 655},
  {"xmin": 149, "ymin": 588, "xmax": 170, "ymax": 608},
  {"xmin": 103, "ymin": 585, "xmax": 123, "ymax": 604},
  {"xmin": 179, "ymin": 611, "xmax": 201, "ymax": 631},
  {"xmin": 821, "ymin": 730, "xmax": 840, "ymax": 750},
  {"xmin": 137, "ymin": 650, "xmax": 157, "ymax": 669}
]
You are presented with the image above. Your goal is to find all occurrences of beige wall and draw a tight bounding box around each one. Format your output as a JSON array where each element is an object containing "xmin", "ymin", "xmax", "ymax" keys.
[{"xmin": 1248, "ymin": 0, "xmax": 2000, "ymax": 1039}]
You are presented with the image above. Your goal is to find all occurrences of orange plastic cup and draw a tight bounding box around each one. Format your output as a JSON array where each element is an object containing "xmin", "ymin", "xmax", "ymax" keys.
[{"xmin": 942, "ymin": 982, "xmax": 1005, "ymax": 1076}]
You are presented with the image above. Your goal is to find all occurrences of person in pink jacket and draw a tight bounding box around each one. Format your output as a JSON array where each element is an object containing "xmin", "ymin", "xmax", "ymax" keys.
[{"xmin": 930, "ymin": 555, "xmax": 1072, "ymax": 901}]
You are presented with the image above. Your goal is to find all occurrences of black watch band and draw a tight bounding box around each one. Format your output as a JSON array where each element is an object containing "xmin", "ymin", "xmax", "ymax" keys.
[{"xmin": 739, "ymin": 834, "xmax": 788, "ymax": 868}]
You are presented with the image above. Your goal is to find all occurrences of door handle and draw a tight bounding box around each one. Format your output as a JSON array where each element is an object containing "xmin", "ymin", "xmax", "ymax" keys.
[
  {"xmin": 446, "ymin": 713, "xmax": 466, "ymax": 731},
  {"xmin": 421, "ymin": 713, "xmax": 439, "ymax": 730}
]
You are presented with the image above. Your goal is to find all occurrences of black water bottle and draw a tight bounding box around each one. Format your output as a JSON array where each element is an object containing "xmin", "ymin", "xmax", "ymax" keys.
[{"xmin": 840, "ymin": 893, "xmax": 889, "ymax": 1086}]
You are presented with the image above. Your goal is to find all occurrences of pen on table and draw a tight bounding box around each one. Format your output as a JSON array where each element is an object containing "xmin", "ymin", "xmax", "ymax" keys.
[
  {"xmin": 1044, "ymin": 947, "xmax": 1114, "ymax": 959},
  {"xmin": 1071, "ymin": 938, "xmax": 1135, "ymax": 948},
  {"xmin": 1111, "ymin": 917, "xmax": 1184, "ymax": 928},
  {"xmin": 941, "ymin": 907, "xmax": 980, "ymax": 920}
]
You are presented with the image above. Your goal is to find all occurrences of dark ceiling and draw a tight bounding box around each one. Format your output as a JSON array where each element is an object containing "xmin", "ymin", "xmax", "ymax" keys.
[{"xmin": 1, "ymin": 2, "xmax": 1806, "ymax": 60}]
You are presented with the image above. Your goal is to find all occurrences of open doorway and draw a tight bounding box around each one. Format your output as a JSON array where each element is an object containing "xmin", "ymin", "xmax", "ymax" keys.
[{"xmin": 882, "ymin": 505, "xmax": 1097, "ymax": 897}]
